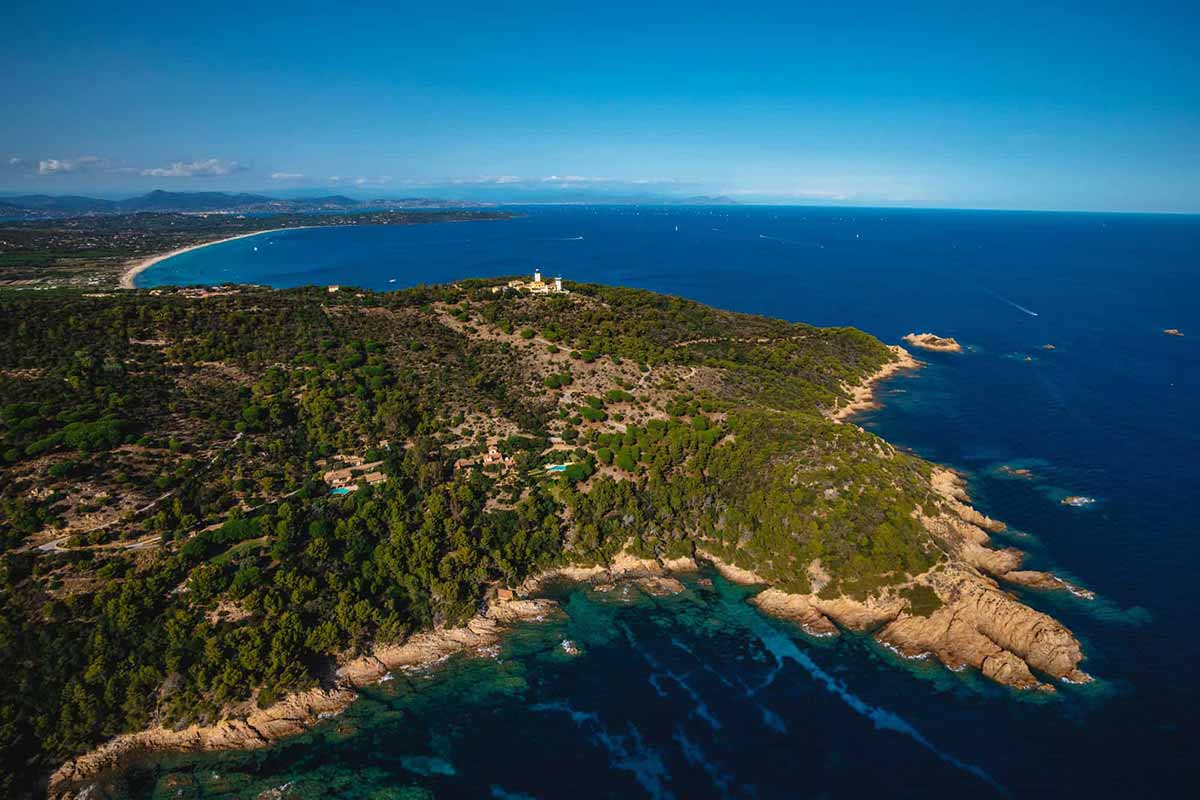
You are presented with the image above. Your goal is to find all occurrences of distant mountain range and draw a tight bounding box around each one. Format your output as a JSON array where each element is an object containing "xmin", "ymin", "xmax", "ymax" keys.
[
  {"xmin": 0, "ymin": 190, "xmax": 488, "ymax": 218},
  {"xmin": 0, "ymin": 190, "xmax": 741, "ymax": 219}
]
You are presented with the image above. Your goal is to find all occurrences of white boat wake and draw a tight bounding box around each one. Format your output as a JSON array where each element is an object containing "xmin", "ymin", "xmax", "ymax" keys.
[{"xmin": 990, "ymin": 291, "xmax": 1039, "ymax": 317}]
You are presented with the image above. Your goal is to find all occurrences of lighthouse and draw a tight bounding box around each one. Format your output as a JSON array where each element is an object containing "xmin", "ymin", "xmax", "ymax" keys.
[
  {"xmin": 534, "ymin": 270, "xmax": 542, "ymax": 283},
  {"xmin": 555, "ymin": 276, "xmax": 563, "ymax": 292}
]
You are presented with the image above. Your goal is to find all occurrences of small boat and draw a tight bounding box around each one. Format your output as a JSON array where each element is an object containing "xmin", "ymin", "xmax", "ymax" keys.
[{"xmin": 388, "ymin": 278, "xmax": 397, "ymax": 283}]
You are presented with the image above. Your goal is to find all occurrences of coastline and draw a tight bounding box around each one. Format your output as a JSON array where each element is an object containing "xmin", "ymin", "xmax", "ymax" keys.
[
  {"xmin": 45, "ymin": 553, "xmax": 686, "ymax": 798},
  {"xmin": 118, "ymin": 228, "xmax": 311, "ymax": 289},
  {"xmin": 46, "ymin": 492, "xmax": 1093, "ymax": 796},
  {"xmin": 830, "ymin": 344, "xmax": 920, "ymax": 422},
  {"xmin": 43, "ymin": 341, "xmax": 1089, "ymax": 797}
]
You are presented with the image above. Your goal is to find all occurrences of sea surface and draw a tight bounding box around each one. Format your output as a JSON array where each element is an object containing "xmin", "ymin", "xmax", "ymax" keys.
[{"xmin": 124, "ymin": 206, "xmax": 1200, "ymax": 798}]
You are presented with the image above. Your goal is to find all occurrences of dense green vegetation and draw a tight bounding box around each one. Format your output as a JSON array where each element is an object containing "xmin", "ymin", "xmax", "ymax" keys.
[{"xmin": 0, "ymin": 279, "xmax": 942, "ymax": 793}]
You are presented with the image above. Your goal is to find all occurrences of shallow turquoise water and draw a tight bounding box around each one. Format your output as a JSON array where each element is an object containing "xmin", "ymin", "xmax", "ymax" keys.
[{"xmin": 123, "ymin": 206, "xmax": 1200, "ymax": 797}]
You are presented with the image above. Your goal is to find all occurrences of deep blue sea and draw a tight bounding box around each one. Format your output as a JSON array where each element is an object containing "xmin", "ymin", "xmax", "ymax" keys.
[{"xmin": 127, "ymin": 206, "xmax": 1200, "ymax": 798}]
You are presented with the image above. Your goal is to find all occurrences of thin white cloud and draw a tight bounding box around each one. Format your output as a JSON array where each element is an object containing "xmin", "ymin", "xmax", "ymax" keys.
[
  {"xmin": 37, "ymin": 156, "xmax": 103, "ymax": 175},
  {"xmin": 140, "ymin": 158, "xmax": 244, "ymax": 178},
  {"xmin": 448, "ymin": 175, "xmax": 523, "ymax": 185},
  {"xmin": 726, "ymin": 188, "xmax": 851, "ymax": 201},
  {"xmin": 540, "ymin": 175, "xmax": 612, "ymax": 183},
  {"xmin": 353, "ymin": 176, "xmax": 391, "ymax": 186},
  {"xmin": 269, "ymin": 171, "xmax": 305, "ymax": 180}
]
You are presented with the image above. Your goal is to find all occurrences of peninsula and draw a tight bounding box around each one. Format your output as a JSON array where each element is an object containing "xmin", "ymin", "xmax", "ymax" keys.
[{"xmin": 0, "ymin": 281, "xmax": 1090, "ymax": 797}]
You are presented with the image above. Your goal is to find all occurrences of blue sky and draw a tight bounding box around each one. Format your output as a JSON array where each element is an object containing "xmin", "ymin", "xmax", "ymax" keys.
[{"xmin": 2, "ymin": 0, "xmax": 1198, "ymax": 211}]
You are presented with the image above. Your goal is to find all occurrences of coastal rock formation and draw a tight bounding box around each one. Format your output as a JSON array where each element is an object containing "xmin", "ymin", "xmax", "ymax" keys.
[
  {"xmin": 751, "ymin": 589, "xmax": 841, "ymax": 636},
  {"xmin": 49, "ymin": 596, "xmax": 557, "ymax": 798},
  {"xmin": 337, "ymin": 598, "xmax": 559, "ymax": 687},
  {"xmin": 830, "ymin": 344, "xmax": 919, "ymax": 421},
  {"xmin": 48, "ymin": 685, "xmax": 356, "ymax": 797},
  {"xmin": 878, "ymin": 564, "xmax": 1089, "ymax": 689},
  {"xmin": 903, "ymin": 332, "xmax": 964, "ymax": 352},
  {"xmin": 1004, "ymin": 570, "xmax": 1096, "ymax": 599},
  {"xmin": 519, "ymin": 549, "xmax": 697, "ymax": 598},
  {"xmin": 696, "ymin": 465, "xmax": 1092, "ymax": 692},
  {"xmin": 929, "ymin": 468, "xmax": 1006, "ymax": 532}
]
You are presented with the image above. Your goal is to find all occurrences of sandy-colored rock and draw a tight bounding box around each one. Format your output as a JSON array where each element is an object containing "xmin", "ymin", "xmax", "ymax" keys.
[
  {"xmin": 752, "ymin": 589, "xmax": 839, "ymax": 637},
  {"xmin": 518, "ymin": 550, "xmax": 698, "ymax": 597},
  {"xmin": 661, "ymin": 556, "xmax": 700, "ymax": 573},
  {"xmin": 50, "ymin": 597, "xmax": 558, "ymax": 797},
  {"xmin": 960, "ymin": 541, "xmax": 1025, "ymax": 575},
  {"xmin": 812, "ymin": 595, "xmax": 905, "ymax": 632},
  {"xmin": 930, "ymin": 467, "xmax": 1005, "ymax": 532},
  {"xmin": 49, "ymin": 686, "xmax": 355, "ymax": 797},
  {"xmin": 902, "ymin": 332, "xmax": 964, "ymax": 353},
  {"xmin": 1003, "ymin": 570, "xmax": 1096, "ymax": 599},
  {"xmin": 695, "ymin": 549, "xmax": 768, "ymax": 584},
  {"xmin": 830, "ymin": 345, "xmax": 920, "ymax": 422},
  {"xmin": 635, "ymin": 575, "xmax": 686, "ymax": 596},
  {"xmin": 876, "ymin": 565, "xmax": 1089, "ymax": 690}
]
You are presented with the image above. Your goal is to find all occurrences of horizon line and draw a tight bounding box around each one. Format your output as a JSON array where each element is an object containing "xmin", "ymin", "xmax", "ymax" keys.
[{"xmin": 0, "ymin": 188, "xmax": 1197, "ymax": 217}]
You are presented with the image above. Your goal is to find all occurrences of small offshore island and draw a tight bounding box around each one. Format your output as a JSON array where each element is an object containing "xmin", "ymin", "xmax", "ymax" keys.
[
  {"xmin": 903, "ymin": 332, "xmax": 964, "ymax": 352},
  {"xmin": 0, "ymin": 276, "xmax": 1091, "ymax": 797}
]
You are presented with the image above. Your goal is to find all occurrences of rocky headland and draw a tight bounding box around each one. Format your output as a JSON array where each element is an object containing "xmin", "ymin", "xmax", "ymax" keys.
[{"xmin": 699, "ymin": 467, "xmax": 1091, "ymax": 691}]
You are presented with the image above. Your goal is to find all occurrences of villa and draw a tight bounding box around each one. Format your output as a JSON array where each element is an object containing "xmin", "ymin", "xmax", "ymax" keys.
[{"xmin": 454, "ymin": 442, "xmax": 516, "ymax": 472}]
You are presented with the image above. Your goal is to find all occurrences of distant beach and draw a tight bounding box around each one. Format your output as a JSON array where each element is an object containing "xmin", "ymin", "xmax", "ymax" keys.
[{"xmin": 119, "ymin": 228, "xmax": 309, "ymax": 289}]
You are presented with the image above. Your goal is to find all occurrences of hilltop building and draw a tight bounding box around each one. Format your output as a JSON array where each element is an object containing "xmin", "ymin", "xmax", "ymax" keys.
[{"xmin": 503, "ymin": 270, "xmax": 568, "ymax": 295}]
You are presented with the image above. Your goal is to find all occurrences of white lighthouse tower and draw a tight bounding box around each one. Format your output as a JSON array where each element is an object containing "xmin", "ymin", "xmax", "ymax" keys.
[
  {"xmin": 554, "ymin": 276, "xmax": 563, "ymax": 292},
  {"xmin": 533, "ymin": 269, "xmax": 542, "ymax": 284}
]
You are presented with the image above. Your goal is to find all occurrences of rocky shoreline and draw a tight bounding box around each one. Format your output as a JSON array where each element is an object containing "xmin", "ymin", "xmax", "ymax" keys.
[
  {"xmin": 698, "ymin": 468, "xmax": 1091, "ymax": 691},
  {"xmin": 830, "ymin": 344, "xmax": 920, "ymax": 421},
  {"xmin": 47, "ymin": 344, "xmax": 1092, "ymax": 797},
  {"xmin": 49, "ymin": 497, "xmax": 1092, "ymax": 797},
  {"xmin": 45, "ymin": 554, "xmax": 694, "ymax": 798}
]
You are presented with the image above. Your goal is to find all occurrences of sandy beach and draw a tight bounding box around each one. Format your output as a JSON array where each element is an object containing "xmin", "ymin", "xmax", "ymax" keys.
[{"xmin": 119, "ymin": 228, "xmax": 308, "ymax": 289}]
